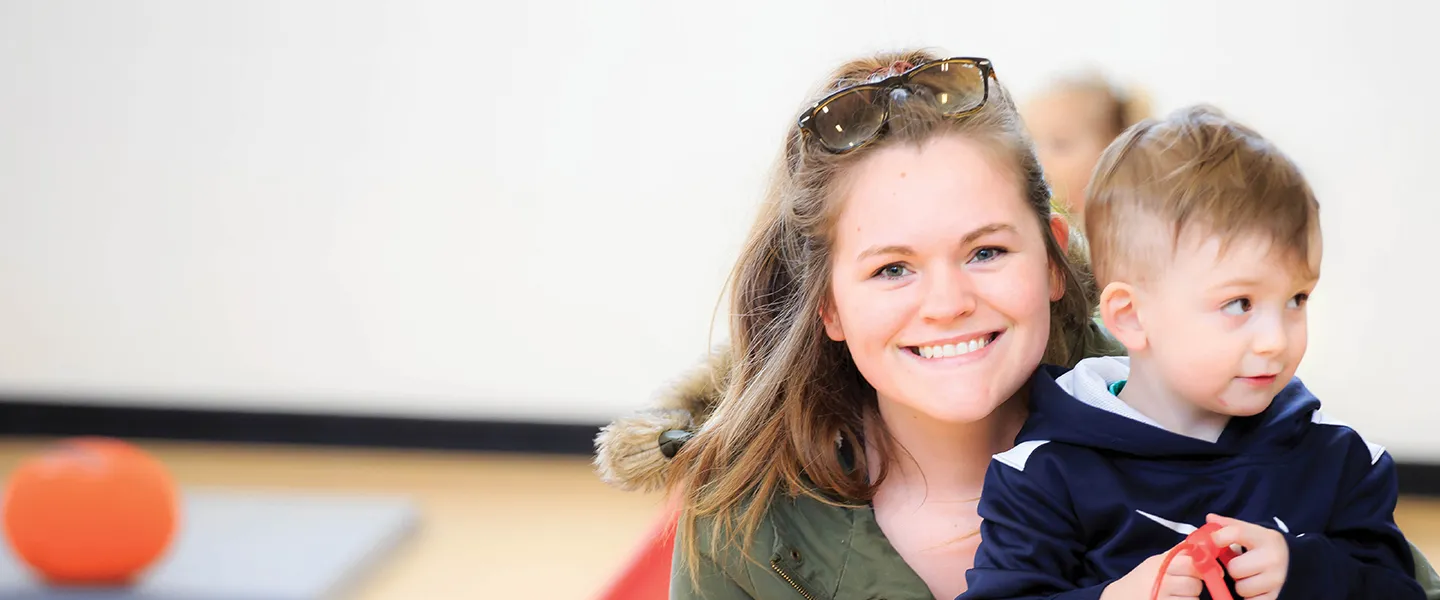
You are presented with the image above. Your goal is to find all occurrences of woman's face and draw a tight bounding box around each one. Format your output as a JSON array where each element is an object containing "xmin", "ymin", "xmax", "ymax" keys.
[{"xmin": 822, "ymin": 133, "xmax": 1060, "ymax": 423}]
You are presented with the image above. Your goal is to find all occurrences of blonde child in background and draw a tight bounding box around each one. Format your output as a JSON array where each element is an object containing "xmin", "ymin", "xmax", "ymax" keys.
[{"xmin": 1023, "ymin": 71, "xmax": 1149, "ymax": 228}]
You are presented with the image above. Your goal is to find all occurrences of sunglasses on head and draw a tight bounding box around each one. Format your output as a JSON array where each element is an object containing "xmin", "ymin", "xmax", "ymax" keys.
[{"xmin": 796, "ymin": 57, "xmax": 996, "ymax": 154}]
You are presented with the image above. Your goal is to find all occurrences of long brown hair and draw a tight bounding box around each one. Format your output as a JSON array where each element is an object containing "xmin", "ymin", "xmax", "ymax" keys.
[{"xmin": 673, "ymin": 48, "xmax": 1111, "ymax": 576}]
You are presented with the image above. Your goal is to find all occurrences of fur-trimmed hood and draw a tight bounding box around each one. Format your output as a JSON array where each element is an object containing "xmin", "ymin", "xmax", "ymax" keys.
[{"xmin": 592, "ymin": 348, "xmax": 730, "ymax": 492}]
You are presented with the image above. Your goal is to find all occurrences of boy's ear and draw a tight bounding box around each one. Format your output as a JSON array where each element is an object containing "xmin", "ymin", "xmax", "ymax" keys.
[
  {"xmin": 1048, "ymin": 212, "xmax": 1071, "ymax": 254},
  {"xmin": 1098, "ymin": 281, "xmax": 1147, "ymax": 352},
  {"xmin": 821, "ymin": 298, "xmax": 845, "ymax": 342}
]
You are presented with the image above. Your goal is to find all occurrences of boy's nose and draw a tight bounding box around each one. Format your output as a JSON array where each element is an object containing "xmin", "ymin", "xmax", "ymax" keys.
[{"xmin": 1252, "ymin": 317, "xmax": 1288, "ymax": 356}]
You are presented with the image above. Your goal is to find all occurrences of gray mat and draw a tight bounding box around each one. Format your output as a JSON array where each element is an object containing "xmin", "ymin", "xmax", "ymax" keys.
[{"xmin": 0, "ymin": 488, "xmax": 419, "ymax": 600}]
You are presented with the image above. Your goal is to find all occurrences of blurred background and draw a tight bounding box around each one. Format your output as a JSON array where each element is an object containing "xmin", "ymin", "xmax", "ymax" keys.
[{"xmin": 0, "ymin": 0, "xmax": 1436, "ymax": 598}]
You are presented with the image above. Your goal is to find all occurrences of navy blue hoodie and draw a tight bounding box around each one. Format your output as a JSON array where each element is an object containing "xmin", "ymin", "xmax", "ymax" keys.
[{"xmin": 961, "ymin": 357, "xmax": 1421, "ymax": 600}]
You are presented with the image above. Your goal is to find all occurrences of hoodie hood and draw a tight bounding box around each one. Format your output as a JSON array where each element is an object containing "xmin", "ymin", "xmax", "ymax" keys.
[
  {"xmin": 1023, "ymin": 356, "xmax": 1322, "ymax": 459},
  {"xmin": 592, "ymin": 349, "xmax": 730, "ymax": 492}
]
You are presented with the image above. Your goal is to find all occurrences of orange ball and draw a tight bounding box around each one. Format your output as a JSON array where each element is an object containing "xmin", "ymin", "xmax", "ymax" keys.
[{"xmin": 2, "ymin": 437, "xmax": 179, "ymax": 585}]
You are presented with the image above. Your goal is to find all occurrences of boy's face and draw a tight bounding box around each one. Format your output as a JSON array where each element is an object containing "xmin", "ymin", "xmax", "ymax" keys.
[{"xmin": 1137, "ymin": 229, "xmax": 1321, "ymax": 418}]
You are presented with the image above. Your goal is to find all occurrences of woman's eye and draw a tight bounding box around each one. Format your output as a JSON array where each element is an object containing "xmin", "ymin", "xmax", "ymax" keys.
[
  {"xmin": 1221, "ymin": 298, "xmax": 1252, "ymax": 316},
  {"xmin": 970, "ymin": 247, "xmax": 1007, "ymax": 263},
  {"xmin": 874, "ymin": 264, "xmax": 912, "ymax": 279}
]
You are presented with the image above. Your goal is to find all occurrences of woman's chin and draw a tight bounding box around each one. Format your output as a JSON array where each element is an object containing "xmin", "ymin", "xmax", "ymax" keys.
[
  {"xmin": 927, "ymin": 400, "xmax": 1007, "ymax": 425},
  {"xmin": 882, "ymin": 387, "xmax": 1009, "ymax": 425}
]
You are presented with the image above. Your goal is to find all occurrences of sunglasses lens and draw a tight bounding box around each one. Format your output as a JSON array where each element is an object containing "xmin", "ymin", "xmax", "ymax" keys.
[
  {"xmin": 812, "ymin": 88, "xmax": 886, "ymax": 151},
  {"xmin": 908, "ymin": 61, "xmax": 986, "ymax": 114}
]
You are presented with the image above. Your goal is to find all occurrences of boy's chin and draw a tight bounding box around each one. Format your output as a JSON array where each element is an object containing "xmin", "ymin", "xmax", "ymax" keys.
[
  {"xmin": 1210, "ymin": 393, "xmax": 1275, "ymax": 418},
  {"xmin": 1218, "ymin": 404, "xmax": 1271, "ymax": 418}
]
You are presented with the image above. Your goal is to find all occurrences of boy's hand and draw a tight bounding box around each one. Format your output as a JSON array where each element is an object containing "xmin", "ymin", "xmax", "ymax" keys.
[
  {"xmin": 1207, "ymin": 514, "xmax": 1290, "ymax": 600},
  {"xmin": 1100, "ymin": 550, "xmax": 1203, "ymax": 600}
]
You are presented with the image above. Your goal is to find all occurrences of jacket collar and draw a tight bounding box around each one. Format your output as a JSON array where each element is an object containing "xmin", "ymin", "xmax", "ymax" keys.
[{"xmin": 763, "ymin": 438, "xmax": 932, "ymax": 599}]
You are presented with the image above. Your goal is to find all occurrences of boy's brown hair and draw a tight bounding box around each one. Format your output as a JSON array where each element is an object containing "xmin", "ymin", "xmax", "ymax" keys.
[{"xmin": 1083, "ymin": 105, "xmax": 1320, "ymax": 285}]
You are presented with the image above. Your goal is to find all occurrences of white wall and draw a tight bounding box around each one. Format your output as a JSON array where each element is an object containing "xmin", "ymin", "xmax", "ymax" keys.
[{"xmin": 1, "ymin": 1, "xmax": 1438, "ymax": 457}]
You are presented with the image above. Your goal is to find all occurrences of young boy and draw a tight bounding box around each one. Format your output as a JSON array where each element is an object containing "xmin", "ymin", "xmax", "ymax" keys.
[{"xmin": 961, "ymin": 106, "xmax": 1424, "ymax": 600}]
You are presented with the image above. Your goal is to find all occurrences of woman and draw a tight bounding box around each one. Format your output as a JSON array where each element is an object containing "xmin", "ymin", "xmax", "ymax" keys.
[{"xmin": 594, "ymin": 49, "xmax": 1440, "ymax": 599}]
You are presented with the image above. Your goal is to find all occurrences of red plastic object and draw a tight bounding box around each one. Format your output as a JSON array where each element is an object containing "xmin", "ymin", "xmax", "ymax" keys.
[
  {"xmin": 2, "ymin": 437, "xmax": 179, "ymax": 585},
  {"xmin": 1150, "ymin": 522, "xmax": 1240, "ymax": 600},
  {"xmin": 595, "ymin": 496, "xmax": 680, "ymax": 600}
]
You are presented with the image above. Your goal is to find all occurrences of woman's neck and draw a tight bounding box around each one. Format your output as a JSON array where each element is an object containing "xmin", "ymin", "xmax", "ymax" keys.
[
  {"xmin": 863, "ymin": 393, "xmax": 1029, "ymax": 600},
  {"xmin": 867, "ymin": 394, "xmax": 1028, "ymax": 502}
]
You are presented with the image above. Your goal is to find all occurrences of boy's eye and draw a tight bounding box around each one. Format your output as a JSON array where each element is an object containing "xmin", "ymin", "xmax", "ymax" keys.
[
  {"xmin": 1287, "ymin": 293, "xmax": 1310, "ymax": 309},
  {"xmin": 1221, "ymin": 298, "xmax": 1252, "ymax": 316}
]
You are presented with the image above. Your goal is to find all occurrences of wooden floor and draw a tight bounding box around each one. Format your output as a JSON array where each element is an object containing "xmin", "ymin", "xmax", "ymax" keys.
[
  {"xmin": 1, "ymin": 437, "xmax": 1439, "ymax": 599},
  {"xmin": 0, "ymin": 437, "xmax": 667, "ymax": 599}
]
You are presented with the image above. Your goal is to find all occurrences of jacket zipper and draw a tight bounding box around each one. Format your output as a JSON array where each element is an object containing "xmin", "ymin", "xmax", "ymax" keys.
[{"xmin": 770, "ymin": 560, "xmax": 820, "ymax": 600}]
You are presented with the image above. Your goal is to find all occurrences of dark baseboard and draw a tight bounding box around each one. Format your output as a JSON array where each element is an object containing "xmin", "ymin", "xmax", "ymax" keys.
[
  {"xmin": 1397, "ymin": 463, "xmax": 1440, "ymax": 498},
  {"xmin": 3, "ymin": 398, "xmax": 1439, "ymax": 498},
  {"xmin": 0, "ymin": 398, "xmax": 602, "ymax": 456}
]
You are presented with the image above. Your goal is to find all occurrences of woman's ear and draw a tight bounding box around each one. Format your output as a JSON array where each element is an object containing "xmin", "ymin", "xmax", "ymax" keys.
[
  {"xmin": 1047, "ymin": 212, "xmax": 1071, "ymax": 302},
  {"xmin": 821, "ymin": 299, "xmax": 845, "ymax": 342},
  {"xmin": 1048, "ymin": 212, "xmax": 1071, "ymax": 254},
  {"xmin": 1048, "ymin": 261, "xmax": 1066, "ymax": 302},
  {"xmin": 1048, "ymin": 212, "xmax": 1071, "ymax": 302},
  {"xmin": 1098, "ymin": 281, "xmax": 1147, "ymax": 352}
]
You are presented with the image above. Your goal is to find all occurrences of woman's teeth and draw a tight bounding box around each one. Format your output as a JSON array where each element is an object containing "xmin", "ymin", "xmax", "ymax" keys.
[{"xmin": 914, "ymin": 335, "xmax": 991, "ymax": 359}]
